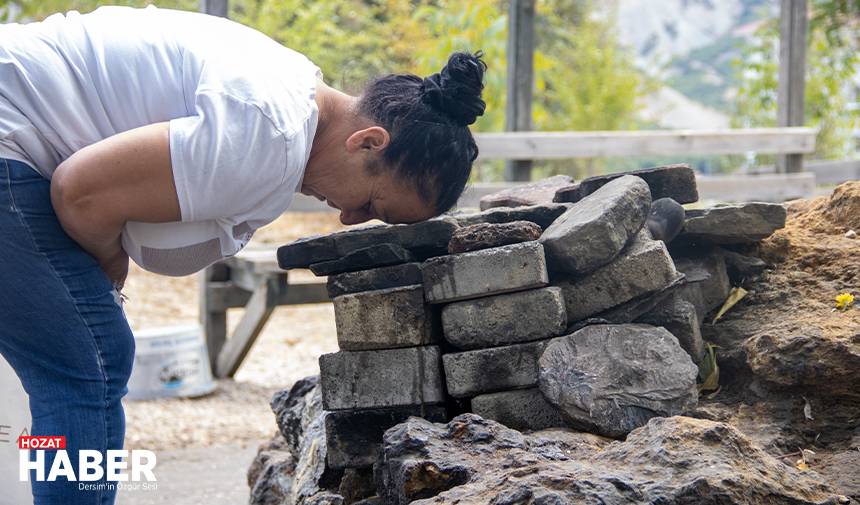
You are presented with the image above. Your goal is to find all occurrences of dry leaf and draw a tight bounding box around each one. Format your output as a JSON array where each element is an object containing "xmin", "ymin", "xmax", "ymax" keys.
[
  {"xmin": 697, "ymin": 343, "xmax": 719, "ymax": 393},
  {"xmin": 803, "ymin": 397, "xmax": 814, "ymax": 421},
  {"xmin": 712, "ymin": 287, "xmax": 748, "ymax": 324}
]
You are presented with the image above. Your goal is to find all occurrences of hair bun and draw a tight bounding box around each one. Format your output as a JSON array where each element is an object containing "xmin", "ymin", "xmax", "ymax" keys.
[{"xmin": 421, "ymin": 51, "xmax": 487, "ymax": 126}]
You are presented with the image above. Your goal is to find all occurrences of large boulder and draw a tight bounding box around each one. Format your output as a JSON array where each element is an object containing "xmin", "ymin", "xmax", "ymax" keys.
[
  {"xmin": 376, "ymin": 413, "xmax": 846, "ymax": 504},
  {"xmin": 538, "ymin": 324, "xmax": 699, "ymax": 437}
]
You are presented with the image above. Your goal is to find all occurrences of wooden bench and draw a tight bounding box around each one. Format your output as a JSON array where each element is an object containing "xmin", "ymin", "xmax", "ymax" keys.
[{"xmin": 200, "ymin": 246, "xmax": 329, "ymax": 378}]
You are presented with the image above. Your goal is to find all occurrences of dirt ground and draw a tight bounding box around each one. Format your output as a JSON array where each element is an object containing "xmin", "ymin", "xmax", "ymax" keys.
[{"xmin": 121, "ymin": 212, "xmax": 347, "ymax": 452}]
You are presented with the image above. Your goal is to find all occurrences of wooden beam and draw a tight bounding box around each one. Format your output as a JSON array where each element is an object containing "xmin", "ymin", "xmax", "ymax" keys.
[
  {"xmin": 474, "ymin": 127, "xmax": 817, "ymax": 160},
  {"xmin": 200, "ymin": 263, "xmax": 230, "ymax": 374},
  {"xmin": 200, "ymin": 0, "xmax": 228, "ymax": 17},
  {"xmin": 215, "ymin": 276, "xmax": 285, "ymax": 378},
  {"xmin": 777, "ymin": 0, "xmax": 808, "ymax": 173},
  {"xmin": 504, "ymin": 0, "xmax": 535, "ymax": 182}
]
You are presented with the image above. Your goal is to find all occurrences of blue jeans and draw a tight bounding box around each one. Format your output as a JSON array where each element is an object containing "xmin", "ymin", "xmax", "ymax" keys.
[{"xmin": 0, "ymin": 158, "xmax": 135, "ymax": 505}]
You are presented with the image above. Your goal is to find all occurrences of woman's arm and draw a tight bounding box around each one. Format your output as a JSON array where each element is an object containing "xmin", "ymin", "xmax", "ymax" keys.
[{"xmin": 50, "ymin": 121, "xmax": 182, "ymax": 287}]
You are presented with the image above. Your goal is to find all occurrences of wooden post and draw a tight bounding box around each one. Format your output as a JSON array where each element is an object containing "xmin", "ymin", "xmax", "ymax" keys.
[
  {"xmin": 200, "ymin": 263, "xmax": 230, "ymax": 374},
  {"xmin": 505, "ymin": 0, "xmax": 535, "ymax": 182},
  {"xmin": 776, "ymin": 0, "xmax": 807, "ymax": 173},
  {"xmin": 200, "ymin": 0, "xmax": 228, "ymax": 17}
]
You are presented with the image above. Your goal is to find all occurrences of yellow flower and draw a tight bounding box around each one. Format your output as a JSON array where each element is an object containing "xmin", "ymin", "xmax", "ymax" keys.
[{"xmin": 835, "ymin": 293, "xmax": 855, "ymax": 311}]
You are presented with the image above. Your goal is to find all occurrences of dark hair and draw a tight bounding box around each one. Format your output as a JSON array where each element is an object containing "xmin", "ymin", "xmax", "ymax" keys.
[{"xmin": 357, "ymin": 51, "xmax": 487, "ymax": 214}]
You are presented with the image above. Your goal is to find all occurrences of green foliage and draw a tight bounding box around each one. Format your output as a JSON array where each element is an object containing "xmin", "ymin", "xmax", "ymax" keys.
[{"xmin": 732, "ymin": 1, "xmax": 860, "ymax": 161}]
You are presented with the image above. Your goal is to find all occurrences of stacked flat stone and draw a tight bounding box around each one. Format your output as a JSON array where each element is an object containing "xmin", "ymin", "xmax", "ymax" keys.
[{"xmin": 275, "ymin": 163, "xmax": 789, "ymax": 449}]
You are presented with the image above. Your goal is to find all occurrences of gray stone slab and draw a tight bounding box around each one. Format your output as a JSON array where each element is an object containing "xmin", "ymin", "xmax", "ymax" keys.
[
  {"xmin": 421, "ymin": 241, "xmax": 549, "ymax": 304},
  {"xmin": 277, "ymin": 217, "xmax": 458, "ymax": 269},
  {"xmin": 326, "ymin": 262, "xmax": 422, "ymax": 298},
  {"xmin": 539, "ymin": 324, "xmax": 699, "ymax": 438},
  {"xmin": 452, "ymin": 203, "xmax": 572, "ymax": 230},
  {"xmin": 540, "ymin": 175, "xmax": 651, "ymax": 275},
  {"xmin": 319, "ymin": 347, "xmax": 444, "ymax": 410},
  {"xmin": 679, "ymin": 202, "xmax": 787, "ymax": 244},
  {"xmin": 448, "ymin": 221, "xmax": 542, "ymax": 254},
  {"xmin": 325, "ymin": 406, "xmax": 447, "ymax": 469},
  {"xmin": 554, "ymin": 164, "xmax": 699, "ymax": 205},
  {"xmin": 441, "ymin": 287, "xmax": 566, "ymax": 350},
  {"xmin": 555, "ymin": 232, "xmax": 681, "ymax": 323},
  {"xmin": 333, "ymin": 285, "xmax": 437, "ymax": 351},
  {"xmin": 721, "ymin": 249, "xmax": 768, "ymax": 283},
  {"xmin": 310, "ymin": 243, "xmax": 413, "ymax": 276},
  {"xmin": 479, "ymin": 175, "xmax": 573, "ymax": 211},
  {"xmin": 471, "ymin": 388, "xmax": 568, "ymax": 431},
  {"xmin": 637, "ymin": 295, "xmax": 705, "ymax": 361},
  {"xmin": 442, "ymin": 340, "xmax": 547, "ymax": 398},
  {"xmin": 595, "ymin": 275, "xmax": 685, "ymax": 325}
]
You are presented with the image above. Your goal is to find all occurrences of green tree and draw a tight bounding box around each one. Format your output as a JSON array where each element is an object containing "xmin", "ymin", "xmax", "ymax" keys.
[{"xmin": 732, "ymin": 1, "xmax": 859, "ymax": 161}]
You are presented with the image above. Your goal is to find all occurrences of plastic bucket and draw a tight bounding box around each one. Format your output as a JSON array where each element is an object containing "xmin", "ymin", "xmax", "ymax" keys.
[
  {"xmin": 126, "ymin": 324, "xmax": 216, "ymax": 401},
  {"xmin": 0, "ymin": 354, "xmax": 33, "ymax": 504}
]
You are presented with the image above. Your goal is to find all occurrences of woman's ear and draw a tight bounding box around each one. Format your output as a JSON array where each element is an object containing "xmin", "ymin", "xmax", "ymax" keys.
[{"xmin": 346, "ymin": 126, "xmax": 390, "ymax": 153}]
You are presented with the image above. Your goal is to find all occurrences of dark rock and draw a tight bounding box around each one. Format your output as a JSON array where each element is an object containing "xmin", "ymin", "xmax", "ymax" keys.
[
  {"xmin": 539, "ymin": 324, "xmax": 698, "ymax": 437},
  {"xmin": 442, "ymin": 340, "xmax": 547, "ymax": 398},
  {"xmin": 479, "ymin": 175, "xmax": 573, "ymax": 210},
  {"xmin": 333, "ymin": 285, "xmax": 438, "ymax": 351},
  {"xmin": 673, "ymin": 251, "xmax": 731, "ymax": 320},
  {"xmin": 277, "ymin": 218, "xmax": 458, "ymax": 270},
  {"xmin": 248, "ymin": 434, "xmax": 295, "ymax": 505},
  {"xmin": 378, "ymin": 414, "xmax": 844, "ymax": 504},
  {"xmin": 326, "ymin": 262, "xmax": 422, "ymax": 298},
  {"xmin": 471, "ymin": 388, "xmax": 569, "ymax": 431},
  {"xmin": 554, "ymin": 163, "xmax": 699, "ymax": 205},
  {"xmin": 721, "ymin": 249, "xmax": 769, "ymax": 283},
  {"xmin": 647, "ymin": 197, "xmax": 685, "ymax": 242},
  {"xmin": 319, "ymin": 347, "xmax": 445, "ymax": 410},
  {"xmin": 447, "ymin": 220, "xmax": 542, "ymax": 254},
  {"xmin": 555, "ymin": 230, "xmax": 682, "ymax": 322},
  {"xmin": 421, "ymin": 241, "xmax": 549, "ymax": 304},
  {"xmin": 337, "ymin": 468, "xmax": 377, "ymax": 504},
  {"xmin": 637, "ymin": 294, "xmax": 705, "ymax": 360},
  {"xmin": 441, "ymin": 287, "xmax": 566, "ymax": 350},
  {"xmin": 679, "ymin": 202, "xmax": 787, "ymax": 244},
  {"xmin": 540, "ymin": 175, "xmax": 652, "ymax": 275},
  {"xmin": 309, "ymin": 243, "xmax": 413, "ymax": 276},
  {"xmin": 325, "ymin": 406, "xmax": 447, "ymax": 469},
  {"xmin": 451, "ymin": 203, "xmax": 572, "ymax": 229},
  {"xmin": 595, "ymin": 274, "xmax": 685, "ymax": 325},
  {"xmin": 271, "ymin": 376, "xmax": 320, "ymax": 458}
]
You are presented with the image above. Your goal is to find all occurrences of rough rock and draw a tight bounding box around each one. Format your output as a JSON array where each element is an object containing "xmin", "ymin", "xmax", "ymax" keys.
[
  {"xmin": 744, "ymin": 326, "xmax": 860, "ymax": 397},
  {"xmin": 332, "ymin": 285, "xmax": 437, "ymax": 351},
  {"xmin": 721, "ymin": 249, "xmax": 768, "ymax": 284},
  {"xmin": 440, "ymin": 287, "xmax": 566, "ymax": 350},
  {"xmin": 421, "ymin": 241, "xmax": 549, "ymax": 304},
  {"xmin": 471, "ymin": 388, "xmax": 569, "ymax": 431},
  {"xmin": 647, "ymin": 197, "xmax": 685, "ymax": 242},
  {"xmin": 451, "ymin": 202, "xmax": 571, "ymax": 229},
  {"xmin": 442, "ymin": 340, "xmax": 547, "ymax": 397},
  {"xmin": 277, "ymin": 217, "xmax": 458, "ymax": 269},
  {"xmin": 325, "ymin": 406, "xmax": 447, "ymax": 469},
  {"xmin": 376, "ymin": 414, "xmax": 844, "ymax": 504},
  {"xmin": 309, "ymin": 243, "xmax": 413, "ymax": 276},
  {"xmin": 554, "ymin": 163, "xmax": 699, "ymax": 204},
  {"xmin": 326, "ymin": 262, "xmax": 422, "ymax": 298},
  {"xmin": 479, "ymin": 175, "xmax": 573, "ymax": 210},
  {"xmin": 595, "ymin": 274, "xmax": 685, "ymax": 324},
  {"xmin": 539, "ymin": 324, "xmax": 699, "ymax": 437},
  {"xmin": 680, "ymin": 202, "xmax": 787, "ymax": 244},
  {"xmin": 673, "ymin": 251, "xmax": 731, "ymax": 320},
  {"xmin": 636, "ymin": 294, "xmax": 705, "ymax": 360},
  {"xmin": 555, "ymin": 231, "xmax": 682, "ymax": 322},
  {"xmin": 540, "ymin": 175, "xmax": 652, "ymax": 274},
  {"xmin": 319, "ymin": 346, "xmax": 444, "ymax": 410},
  {"xmin": 248, "ymin": 435, "xmax": 295, "ymax": 505},
  {"xmin": 447, "ymin": 220, "xmax": 542, "ymax": 254},
  {"xmin": 271, "ymin": 376, "xmax": 321, "ymax": 458}
]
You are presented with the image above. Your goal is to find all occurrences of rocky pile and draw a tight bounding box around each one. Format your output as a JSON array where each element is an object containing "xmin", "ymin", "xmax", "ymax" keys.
[{"xmin": 246, "ymin": 164, "xmax": 842, "ymax": 505}]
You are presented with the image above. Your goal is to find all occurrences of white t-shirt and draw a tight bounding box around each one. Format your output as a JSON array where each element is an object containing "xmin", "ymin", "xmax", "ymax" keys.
[{"xmin": 0, "ymin": 5, "xmax": 321, "ymax": 275}]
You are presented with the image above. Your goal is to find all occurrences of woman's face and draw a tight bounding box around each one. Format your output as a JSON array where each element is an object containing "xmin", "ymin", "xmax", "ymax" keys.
[{"xmin": 302, "ymin": 164, "xmax": 437, "ymax": 226}]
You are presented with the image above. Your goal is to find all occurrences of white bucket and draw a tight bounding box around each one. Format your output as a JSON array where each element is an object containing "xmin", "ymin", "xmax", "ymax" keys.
[
  {"xmin": 0, "ymin": 354, "xmax": 33, "ymax": 504},
  {"xmin": 127, "ymin": 324, "xmax": 216, "ymax": 401}
]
